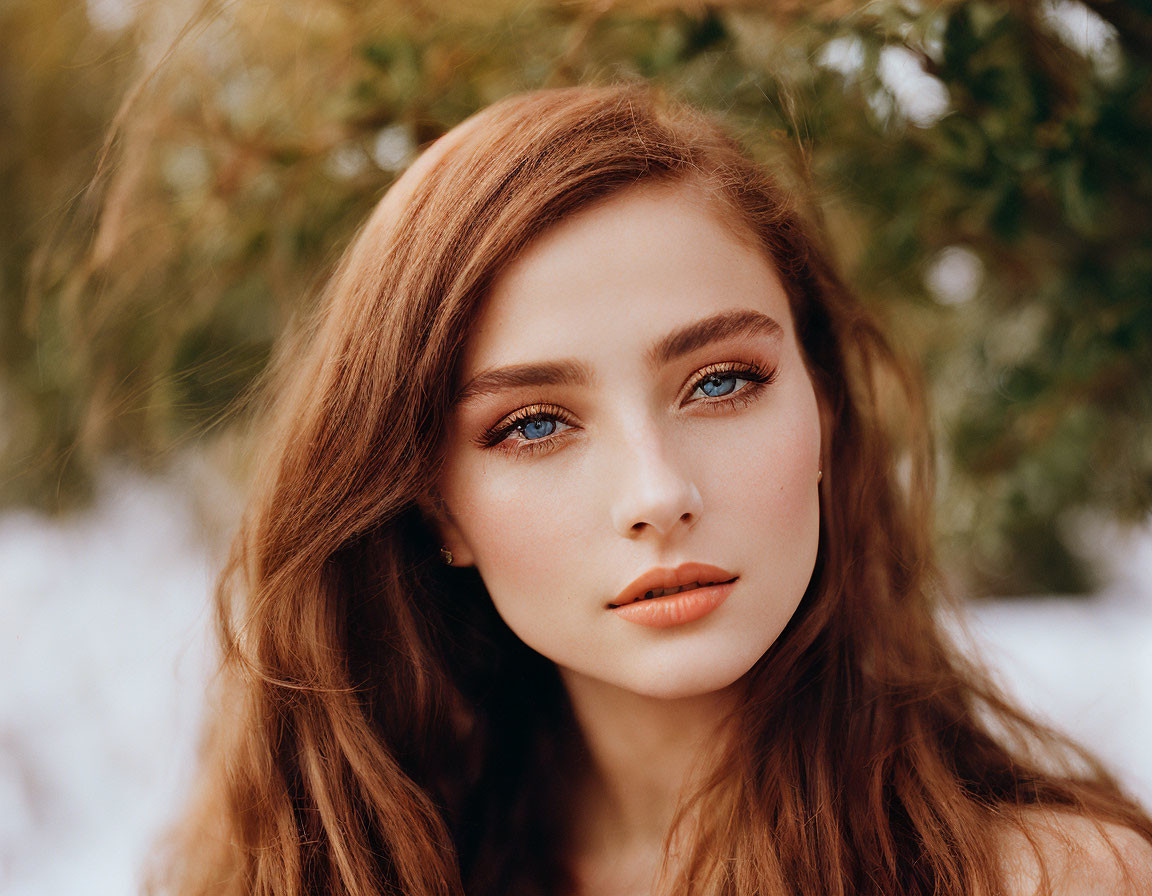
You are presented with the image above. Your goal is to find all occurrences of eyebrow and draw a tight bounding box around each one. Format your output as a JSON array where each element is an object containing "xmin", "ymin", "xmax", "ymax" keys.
[
  {"xmin": 452, "ymin": 308, "xmax": 784, "ymax": 407},
  {"xmin": 647, "ymin": 307, "xmax": 783, "ymax": 368}
]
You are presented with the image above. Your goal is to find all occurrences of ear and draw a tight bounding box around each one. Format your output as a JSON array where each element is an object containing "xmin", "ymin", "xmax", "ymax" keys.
[{"xmin": 416, "ymin": 492, "xmax": 476, "ymax": 567}]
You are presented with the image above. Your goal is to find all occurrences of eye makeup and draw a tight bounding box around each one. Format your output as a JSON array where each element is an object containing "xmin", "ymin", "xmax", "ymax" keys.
[{"xmin": 472, "ymin": 358, "xmax": 779, "ymax": 459}]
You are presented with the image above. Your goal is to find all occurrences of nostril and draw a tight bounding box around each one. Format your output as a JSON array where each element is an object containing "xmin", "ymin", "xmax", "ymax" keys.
[{"xmin": 630, "ymin": 512, "xmax": 693, "ymax": 533}]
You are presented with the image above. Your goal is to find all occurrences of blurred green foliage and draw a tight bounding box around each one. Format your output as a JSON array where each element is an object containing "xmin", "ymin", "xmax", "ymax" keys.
[{"xmin": 2, "ymin": 0, "xmax": 1150, "ymax": 595}]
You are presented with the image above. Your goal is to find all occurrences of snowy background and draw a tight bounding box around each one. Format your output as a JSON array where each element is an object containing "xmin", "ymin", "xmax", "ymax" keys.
[{"xmin": 2, "ymin": 456, "xmax": 1150, "ymax": 896}]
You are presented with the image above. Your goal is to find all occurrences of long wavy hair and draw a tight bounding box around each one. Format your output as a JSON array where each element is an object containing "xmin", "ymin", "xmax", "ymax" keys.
[{"xmin": 155, "ymin": 83, "xmax": 1152, "ymax": 896}]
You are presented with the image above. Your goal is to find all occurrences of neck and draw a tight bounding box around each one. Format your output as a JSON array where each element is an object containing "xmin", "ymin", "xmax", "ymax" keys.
[{"xmin": 559, "ymin": 669, "xmax": 741, "ymax": 864}]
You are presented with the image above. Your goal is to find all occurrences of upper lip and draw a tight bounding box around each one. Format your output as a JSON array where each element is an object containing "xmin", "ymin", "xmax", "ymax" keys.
[{"xmin": 609, "ymin": 562, "xmax": 738, "ymax": 608}]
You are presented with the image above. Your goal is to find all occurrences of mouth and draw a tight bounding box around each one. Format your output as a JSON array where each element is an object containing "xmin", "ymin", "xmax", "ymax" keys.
[
  {"xmin": 609, "ymin": 578, "xmax": 739, "ymax": 628},
  {"xmin": 609, "ymin": 579, "xmax": 737, "ymax": 607},
  {"xmin": 608, "ymin": 562, "xmax": 739, "ymax": 608}
]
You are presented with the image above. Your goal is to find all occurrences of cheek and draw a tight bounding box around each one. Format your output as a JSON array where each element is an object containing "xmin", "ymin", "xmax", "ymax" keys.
[
  {"xmin": 700, "ymin": 383, "xmax": 821, "ymax": 563},
  {"xmin": 441, "ymin": 456, "xmax": 588, "ymax": 597},
  {"xmin": 740, "ymin": 423, "xmax": 817, "ymax": 523}
]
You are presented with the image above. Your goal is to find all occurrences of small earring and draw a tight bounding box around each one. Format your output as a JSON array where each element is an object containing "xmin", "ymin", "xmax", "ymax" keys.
[
  {"xmin": 817, "ymin": 469, "xmax": 823, "ymax": 482},
  {"xmin": 440, "ymin": 547, "xmax": 454, "ymax": 566}
]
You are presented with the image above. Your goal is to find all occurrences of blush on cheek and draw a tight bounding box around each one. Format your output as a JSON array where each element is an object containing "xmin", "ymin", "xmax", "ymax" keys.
[
  {"xmin": 462, "ymin": 472, "xmax": 573, "ymax": 598},
  {"xmin": 710, "ymin": 395, "xmax": 820, "ymax": 560},
  {"xmin": 716, "ymin": 402, "xmax": 818, "ymax": 490}
]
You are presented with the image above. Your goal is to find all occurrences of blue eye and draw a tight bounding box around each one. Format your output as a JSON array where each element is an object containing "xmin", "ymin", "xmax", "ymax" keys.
[
  {"xmin": 519, "ymin": 416, "xmax": 556, "ymax": 440},
  {"xmin": 698, "ymin": 372, "xmax": 740, "ymax": 398},
  {"xmin": 477, "ymin": 362, "xmax": 777, "ymax": 459},
  {"xmin": 477, "ymin": 404, "xmax": 574, "ymax": 454}
]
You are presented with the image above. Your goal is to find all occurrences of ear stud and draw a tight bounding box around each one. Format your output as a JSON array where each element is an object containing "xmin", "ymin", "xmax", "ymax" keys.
[{"xmin": 817, "ymin": 469, "xmax": 823, "ymax": 482}]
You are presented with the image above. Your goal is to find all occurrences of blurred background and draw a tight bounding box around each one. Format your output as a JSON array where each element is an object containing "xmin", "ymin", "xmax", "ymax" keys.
[{"xmin": 2, "ymin": 0, "xmax": 1151, "ymax": 892}]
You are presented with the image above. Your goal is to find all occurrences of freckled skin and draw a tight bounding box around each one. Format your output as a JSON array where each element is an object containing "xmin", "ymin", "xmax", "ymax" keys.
[{"xmin": 435, "ymin": 183, "xmax": 823, "ymax": 700}]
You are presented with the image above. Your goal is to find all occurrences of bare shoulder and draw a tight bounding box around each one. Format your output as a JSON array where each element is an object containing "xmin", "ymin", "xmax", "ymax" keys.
[{"xmin": 999, "ymin": 808, "xmax": 1152, "ymax": 895}]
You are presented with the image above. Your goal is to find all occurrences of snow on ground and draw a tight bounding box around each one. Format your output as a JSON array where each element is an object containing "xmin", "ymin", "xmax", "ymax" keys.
[
  {"xmin": 957, "ymin": 523, "xmax": 1152, "ymax": 808},
  {"xmin": 2, "ymin": 461, "xmax": 1150, "ymax": 894},
  {"xmin": 0, "ymin": 463, "xmax": 219, "ymax": 896}
]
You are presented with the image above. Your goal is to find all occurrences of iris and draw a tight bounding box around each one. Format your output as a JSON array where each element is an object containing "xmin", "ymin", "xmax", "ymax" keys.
[
  {"xmin": 699, "ymin": 373, "xmax": 738, "ymax": 398},
  {"xmin": 520, "ymin": 417, "xmax": 556, "ymax": 440}
]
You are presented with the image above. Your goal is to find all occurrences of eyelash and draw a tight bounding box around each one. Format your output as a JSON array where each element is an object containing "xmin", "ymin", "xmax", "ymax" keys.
[{"xmin": 475, "ymin": 360, "xmax": 779, "ymax": 459}]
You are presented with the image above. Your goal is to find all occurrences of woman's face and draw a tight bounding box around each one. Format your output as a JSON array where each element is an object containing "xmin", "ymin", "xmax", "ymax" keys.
[{"xmin": 433, "ymin": 182, "xmax": 823, "ymax": 700}]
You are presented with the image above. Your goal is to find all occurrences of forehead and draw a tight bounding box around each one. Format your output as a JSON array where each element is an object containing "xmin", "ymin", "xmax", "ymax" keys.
[{"xmin": 459, "ymin": 181, "xmax": 795, "ymax": 376}]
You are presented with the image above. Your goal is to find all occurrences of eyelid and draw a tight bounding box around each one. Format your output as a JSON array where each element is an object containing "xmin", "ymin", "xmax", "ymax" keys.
[
  {"xmin": 681, "ymin": 359, "xmax": 774, "ymax": 402},
  {"xmin": 473, "ymin": 402, "xmax": 574, "ymax": 450}
]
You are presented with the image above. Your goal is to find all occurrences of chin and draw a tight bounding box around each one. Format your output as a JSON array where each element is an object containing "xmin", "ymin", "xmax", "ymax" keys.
[{"xmin": 616, "ymin": 656, "xmax": 760, "ymax": 701}]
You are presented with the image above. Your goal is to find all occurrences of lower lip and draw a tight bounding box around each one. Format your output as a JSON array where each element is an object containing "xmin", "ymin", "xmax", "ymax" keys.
[{"xmin": 610, "ymin": 580, "xmax": 736, "ymax": 628}]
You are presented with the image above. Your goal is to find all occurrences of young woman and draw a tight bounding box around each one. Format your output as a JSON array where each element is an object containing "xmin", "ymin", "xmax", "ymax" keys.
[{"xmin": 159, "ymin": 83, "xmax": 1152, "ymax": 896}]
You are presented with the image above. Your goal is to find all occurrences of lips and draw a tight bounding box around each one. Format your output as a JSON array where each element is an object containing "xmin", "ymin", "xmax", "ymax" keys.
[{"xmin": 609, "ymin": 562, "xmax": 739, "ymax": 608}]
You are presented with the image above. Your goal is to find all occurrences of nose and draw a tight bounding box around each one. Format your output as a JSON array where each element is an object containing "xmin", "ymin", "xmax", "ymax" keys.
[{"xmin": 608, "ymin": 426, "xmax": 704, "ymax": 540}]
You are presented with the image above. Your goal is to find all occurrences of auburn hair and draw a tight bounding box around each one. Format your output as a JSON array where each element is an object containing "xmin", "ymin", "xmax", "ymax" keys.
[{"xmin": 153, "ymin": 83, "xmax": 1152, "ymax": 896}]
